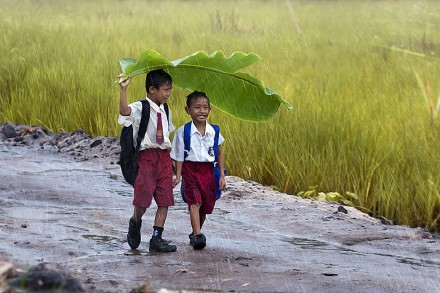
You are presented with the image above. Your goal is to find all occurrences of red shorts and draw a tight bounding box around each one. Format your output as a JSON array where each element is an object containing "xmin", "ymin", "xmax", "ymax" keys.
[
  {"xmin": 133, "ymin": 149, "xmax": 174, "ymax": 208},
  {"xmin": 182, "ymin": 161, "xmax": 216, "ymax": 214}
]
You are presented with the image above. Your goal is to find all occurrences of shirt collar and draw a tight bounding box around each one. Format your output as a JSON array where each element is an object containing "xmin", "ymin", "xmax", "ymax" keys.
[
  {"xmin": 191, "ymin": 121, "xmax": 215, "ymax": 137},
  {"xmin": 145, "ymin": 95, "xmax": 165, "ymax": 113}
]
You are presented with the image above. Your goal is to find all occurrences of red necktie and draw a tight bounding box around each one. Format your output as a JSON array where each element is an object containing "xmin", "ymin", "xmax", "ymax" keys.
[{"xmin": 156, "ymin": 112, "xmax": 164, "ymax": 145}]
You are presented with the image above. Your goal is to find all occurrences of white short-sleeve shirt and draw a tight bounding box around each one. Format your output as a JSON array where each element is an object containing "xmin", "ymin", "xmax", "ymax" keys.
[
  {"xmin": 118, "ymin": 96, "xmax": 174, "ymax": 150},
  {"xmin": 170, "ymin": 121, "xmax": 224, "ymax": 162}
]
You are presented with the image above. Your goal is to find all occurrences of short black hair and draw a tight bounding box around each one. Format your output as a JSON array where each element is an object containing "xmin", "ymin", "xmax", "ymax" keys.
[
  {"xmin": 145, "ymin": 69, "xmax": 172, "ymax": 93},
  {"xmin": 186, "ymin": 91, "xmax": 210, "ymax": 108}
]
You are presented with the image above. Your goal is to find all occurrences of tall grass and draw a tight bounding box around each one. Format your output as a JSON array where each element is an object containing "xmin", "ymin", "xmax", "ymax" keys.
[{"xmin": 1, "ymin": 0, "xmax": 440, "ymax": 231}]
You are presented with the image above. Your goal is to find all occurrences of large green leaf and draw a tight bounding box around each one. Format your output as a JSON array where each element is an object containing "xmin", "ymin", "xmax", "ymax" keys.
[{"xmin": 117, "ymin": 49, "xmax": 292, "ymax": 121}]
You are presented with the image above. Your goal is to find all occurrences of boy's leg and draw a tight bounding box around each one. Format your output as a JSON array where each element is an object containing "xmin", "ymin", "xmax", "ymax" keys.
[
  {"xmin": 149, "ymin": 208, "xmax": 176, "ymax": 252},
  {"xmin": 151, "ymin": 206, "xmax": 172, "ymax": 244},
  {"xmin": 149, "ymin": 206, "xmax": 176, "ymax": 252},
  {"xmin": 189, "ymin": 211, "xmax": 205, "ymax": 247},
  {"xmin": 152, "ymin": 206, "xmax": 168, "ymax": 240},
  {"xmin": 127, "ymin": 150, "xmax": 157, "ymax": 250},
  {"xmin": 149, "ymin": 214, "xmax": 177, "ymax": 253},
  {"xmin": 199, "ymin": 211, "xmax": 206, "ymax": 230},
  {"xmin": 133, "ymin": 206, "xmax": 146, "ymax": 223},
  {"xmin": 181, "ymin": 162, "xmax": 214, "ymax": 250},
  {"xmin": 154, "ymin": 206, "xmax": 168, "ymax": 227},
  {"xmin": 189, "ymin": 203, "xmax": 202, "ymax": 235},
  {"xmin": 127, "ymin": 206, "xmax": 146, "ymax": 250},
  {"xmin": 190, "ymin": 203, "xmax": 206, "ymax": 250},
  {"xmin": 149, "ymin": 150, "xmax": 176, "ymax": 253},
  {"xmin": 152, "ymin": 149, "xmax": 174, "ymax": 219}
]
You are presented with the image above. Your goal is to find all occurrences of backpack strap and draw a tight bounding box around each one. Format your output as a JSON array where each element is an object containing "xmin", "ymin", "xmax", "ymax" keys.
[
  {"xmin": 137, "ymin": 101, "xmax": 169, "ymax": 151},
  {"xmin": 164, "ymin": 103, "xmax": 169, "ymax": 121},
  {"xmin": 183, "ymin": 121, "xmax": 192, "ymax": 160},
  {"xmin": 211, "ymin": 125, "xmax": 220, "ymax": 167},
  {"xmin": 136, "ymin": 100, "xmax": 150, "ymax": 151}
]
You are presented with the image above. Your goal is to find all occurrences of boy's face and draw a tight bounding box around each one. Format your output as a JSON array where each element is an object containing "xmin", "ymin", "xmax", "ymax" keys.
[
  {"xmin": 186, "ymin": 97, "xmax": 211, "ymax": 124},
  {"xmin": 148, "ymin": 82, "xmax": 172, "ymax": 105}
]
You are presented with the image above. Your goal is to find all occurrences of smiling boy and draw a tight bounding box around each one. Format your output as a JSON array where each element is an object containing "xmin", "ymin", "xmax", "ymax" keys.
[{"xmin": 170, "ymin": 91, "xmax": 226, "ymax": 250}]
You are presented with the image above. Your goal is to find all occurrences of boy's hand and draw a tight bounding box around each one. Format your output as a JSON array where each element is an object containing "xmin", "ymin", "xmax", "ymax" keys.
[
  {"xmin": 172, "ymin": 177, "xmax": 181, "ymax": 188},
  {"xmin": 219, "ymin": 176, "xmax": 226, "ymax": 191},
  {"xmin": 117, "ymin": 73, "xmax": 131, "ymax": 88}
]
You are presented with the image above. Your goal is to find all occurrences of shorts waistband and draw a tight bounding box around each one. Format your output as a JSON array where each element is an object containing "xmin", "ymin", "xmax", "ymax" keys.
[{"xmin": 140, "ymin": 148, "xmax": 169, "ymax": 153}]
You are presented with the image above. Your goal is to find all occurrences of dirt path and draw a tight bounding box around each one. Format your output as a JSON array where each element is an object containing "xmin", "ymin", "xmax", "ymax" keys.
[{"xmin": 0, "ymin": 126, "xmax": 439, "ymax": 292}]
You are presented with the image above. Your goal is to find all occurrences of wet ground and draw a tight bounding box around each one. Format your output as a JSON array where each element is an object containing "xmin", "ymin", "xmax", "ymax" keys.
[{"xmin": 0, "ymin": 125, "xmax": 440, "ymax": 292}]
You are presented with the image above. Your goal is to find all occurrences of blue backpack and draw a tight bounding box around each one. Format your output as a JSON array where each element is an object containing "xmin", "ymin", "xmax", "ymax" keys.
[{"xmin": 180, "ymin": 122, "xmax": 224, "ymax": 202}]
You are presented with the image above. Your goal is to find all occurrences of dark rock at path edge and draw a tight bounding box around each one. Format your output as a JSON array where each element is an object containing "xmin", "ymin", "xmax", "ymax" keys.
[
  {"xmin": 9, "ymin": 262, "xmax": 83, "ymax": 292},
  {"xmin": 0, "ymin": 122, "xmax": 120, "ymax": 163}
]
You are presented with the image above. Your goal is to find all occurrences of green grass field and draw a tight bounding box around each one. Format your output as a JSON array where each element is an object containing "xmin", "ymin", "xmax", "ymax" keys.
[{"xmin": 1, "ymin": 0, "xmax": 440, "ymax": 231}]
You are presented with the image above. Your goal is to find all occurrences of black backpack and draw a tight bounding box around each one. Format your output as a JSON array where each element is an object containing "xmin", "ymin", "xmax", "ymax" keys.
[{"xmin": 118, "ymin": 100, "xmax": 169, "ymax": 186}]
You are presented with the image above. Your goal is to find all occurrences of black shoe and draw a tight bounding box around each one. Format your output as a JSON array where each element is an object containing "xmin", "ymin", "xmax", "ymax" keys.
[
  {"xmin": 189, "ymin": 232, "xmax": 195, "ymax": 246},
  {"xmin": 161, "ymin": 238, "xmax": 172, "ymax": 245},
  {"xmin": 127, "ymin": 218, "xmax": 142, "ymax": 249},
  {"xmin": 149, "ymin": 236, "xmax": 177, "ymax": 253},
  {"xmin": 193, "ymin": 234, "xmax": 206, "ymax": 250}
]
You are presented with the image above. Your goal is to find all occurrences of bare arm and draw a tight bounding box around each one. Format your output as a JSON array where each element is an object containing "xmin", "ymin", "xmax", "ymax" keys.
[
  {"xmin": 217, "ymin": 145, "xmax": 226, "ymax": 190},
  {"xmin": 118, "ymin": 74, "xmax": 131, "ymax": 116},
  {"xmin": 173, "ymin": 160, "xmax": 183, "ymax": 188}
]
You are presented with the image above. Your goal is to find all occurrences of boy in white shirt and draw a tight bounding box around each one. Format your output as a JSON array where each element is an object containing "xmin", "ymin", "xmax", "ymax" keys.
[
  {"xmin": 118, "ymin": 69, "xmax": 177, "ymax": 253},
  {"xmin": 171, "ymin": 91, "xmax": 226, "ymax": 250}
]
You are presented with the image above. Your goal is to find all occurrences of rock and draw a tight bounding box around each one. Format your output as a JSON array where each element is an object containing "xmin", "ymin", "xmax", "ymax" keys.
[
  {"xmin": 337, "ymin": 205, "xmax": 348, "ymax": 214},
  {"xmin": 0, "ymin": 122, "xmax": 120, "ymax": 164},
  {"xmin": 9, "ymin": 262, "xmax": 83, "ymax": 292},
  {"xmin": 378, "ymin": 216, "xmax": 393, "ymax": 225},
  {"xmin": 0, "ymin": 123, "xmax": 18, "ymax": 139},
  {"xmin": 90, "ymin": 139, "xmax": 102, "ymax": 148}
]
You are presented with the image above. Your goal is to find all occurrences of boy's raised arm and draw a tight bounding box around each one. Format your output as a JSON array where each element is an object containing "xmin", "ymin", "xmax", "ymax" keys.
[{"xmin": 118, "ymin": 73, "xmax": 131, "ymax": 116}]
